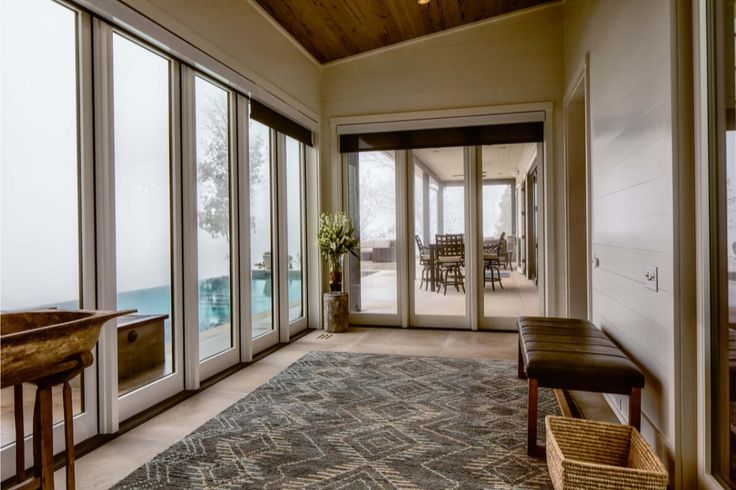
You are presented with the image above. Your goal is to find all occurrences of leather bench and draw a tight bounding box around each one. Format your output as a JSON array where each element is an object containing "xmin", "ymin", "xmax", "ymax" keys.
[{"xmin": 517, "ymin": 316, "xmax": 645, "ymax": 457}]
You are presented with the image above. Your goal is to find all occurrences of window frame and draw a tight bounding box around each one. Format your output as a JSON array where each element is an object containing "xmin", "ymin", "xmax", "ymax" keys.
[{"xmin": 188, "ymin": 70, "xmax": 241, "ymax": 380}]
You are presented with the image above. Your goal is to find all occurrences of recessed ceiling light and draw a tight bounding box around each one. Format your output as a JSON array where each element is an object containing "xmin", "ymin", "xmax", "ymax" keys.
[{"xmin": 418, "ymin": 0, "xmax": 430, "ymax": 5}]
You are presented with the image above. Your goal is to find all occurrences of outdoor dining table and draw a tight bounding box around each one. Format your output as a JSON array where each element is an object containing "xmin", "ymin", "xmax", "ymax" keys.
[{"xmin": 423, "ymin": 245, "xmax": 502, "ymax": 292}]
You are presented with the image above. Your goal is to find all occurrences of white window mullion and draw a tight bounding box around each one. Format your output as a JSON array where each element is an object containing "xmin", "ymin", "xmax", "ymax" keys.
[
  {"xmin": 170, "ymin": 59, "xmax": 186, "ymax": 388},
  {"xmin": 466, "ymin": 146, "xmax": 480, "ymax": 331},
  {"xmin": 237, "ymin": 95, "xmax": 253, "ymax": 362},
  {"xmin": 396, "ymin": 150, "xmax": 410, "ymax": 329},
  {"xmin": 180, "ymin": 64, "xmax": 200, "ymax": 390},
  {"xmin": 76, "ymin": 6, "xmax": 100, "ymax": 446},
  {"xmin": 305, "ymin": 143, "xmax": 322, "ymax": 331},
  {"xmin": 275, "ymin": 132, "xmax": 289, "ymax": 343},
  {"xmin": 92, "ymin": 17, "xmax": 119, "ymax": 434}
]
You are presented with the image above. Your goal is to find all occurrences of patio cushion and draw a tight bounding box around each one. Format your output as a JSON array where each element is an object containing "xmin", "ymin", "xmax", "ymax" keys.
[{"xmin": 437, "ymin": 255, "xmax": 463, "ymax": 263}]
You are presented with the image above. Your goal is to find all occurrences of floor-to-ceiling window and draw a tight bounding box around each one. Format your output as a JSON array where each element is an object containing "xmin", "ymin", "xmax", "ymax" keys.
[
  {"xmin": 249, "ymin": 119, "xmax": 274, "ymax": 339},
  {"xmin": 194, "ymin": 75, "xmax": 233, "ymax": 361},
  {"xmin": 112, "ymin": 32, "xmax": 175, "ymax": 396},
  {"xmin": 347, "ymin": 151, "xmax": 398, "ymax": 316},
  {"xmin": 0, "ymin": 0, "xmax": 87, "ymax": 450},
  {"xmin": 0, "ymin": 3, "xmax": 312, "ymax": 476},
  {"xmin": 286, "ymin": 136, "xmax": 305, "ymax": 323}
]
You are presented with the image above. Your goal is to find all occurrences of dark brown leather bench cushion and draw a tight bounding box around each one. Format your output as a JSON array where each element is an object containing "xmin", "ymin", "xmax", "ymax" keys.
[{"xmin": 518, "ymin": 316, "xmax": 644, "ymax": 393}]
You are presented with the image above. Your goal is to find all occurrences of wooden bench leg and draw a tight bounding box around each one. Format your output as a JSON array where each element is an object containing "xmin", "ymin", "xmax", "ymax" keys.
[
  {"xmin": 518, "ymin": 340, "xmax": 526, "ymax": 379},
  {"xmin": 629, "ymin": 387, "xmax": 641, "ymax": 431},
  {"xmin": 527, "ymin": 378, "xmax": 545, "ymax": 457}
]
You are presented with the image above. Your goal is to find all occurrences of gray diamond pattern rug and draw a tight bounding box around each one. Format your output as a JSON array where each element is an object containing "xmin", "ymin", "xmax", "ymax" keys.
[{"xmin": 113, "ymin": 351, "xmax": 557, "ymax": 489}]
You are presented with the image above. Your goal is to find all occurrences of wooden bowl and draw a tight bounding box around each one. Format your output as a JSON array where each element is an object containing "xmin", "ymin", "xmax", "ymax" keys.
[{"xmin": 1, "ymin": 309, "xmax": 133, "ymax": 387}]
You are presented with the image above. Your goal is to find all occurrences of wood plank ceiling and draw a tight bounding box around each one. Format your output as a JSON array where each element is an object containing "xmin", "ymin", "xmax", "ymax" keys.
[{"xmin": 254, "ymin": 0, "xmax": 555, "ymax": 64}]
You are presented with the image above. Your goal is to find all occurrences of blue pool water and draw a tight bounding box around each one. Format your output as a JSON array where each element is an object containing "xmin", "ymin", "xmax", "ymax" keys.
[
  {"xmin": 42, "ymin": 275, "xmax": 301, "ymax": 345},
  {"xmin": 115, "ymin": 276, "xmax": 302, "ymax": 333}
]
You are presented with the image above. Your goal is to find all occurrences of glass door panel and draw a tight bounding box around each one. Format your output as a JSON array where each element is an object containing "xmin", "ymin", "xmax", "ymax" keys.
[
  {"xmin": 347, "ymin": 151, "xmax": 398, "ymax": 316},
  {"xmin": 0, "ymin": 0, "xmax": 85, "ymax": 448},
  {"xmin": 113, "ymin": 33, "xmax": 174, "ymax": 395},
  {"xmin": 479, "ymin": 144, "xmax": 540, "ymax": 324},
  {"xmin": 249, "ymin": 119, "xmax": 274, "ymax": 339},
  {"xmin": 285, "ymin": 136, "xmax": 305, "ymax": 322},
  {"xmin": 194, "ymin": 76, "xmax": 233, "ymax": 361},
  {"xmin": 411, "ymin": 147, "xmax": 467, "ymax": 322}
]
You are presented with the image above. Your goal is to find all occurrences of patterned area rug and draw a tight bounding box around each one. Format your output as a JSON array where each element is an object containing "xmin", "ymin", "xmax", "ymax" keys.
[{"xmin": 114, "ymin": 352, "xmax": 557, "ymax": 489}]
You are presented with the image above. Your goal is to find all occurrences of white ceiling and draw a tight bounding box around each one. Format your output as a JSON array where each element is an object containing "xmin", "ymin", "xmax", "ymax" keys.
[{"xmin": 413, "ymin": 143, "xmax": 535, "ymax": 182}]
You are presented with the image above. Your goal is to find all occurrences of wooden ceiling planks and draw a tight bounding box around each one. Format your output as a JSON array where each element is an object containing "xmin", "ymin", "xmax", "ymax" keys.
[{"xmin": 254, "ymin": 0, "xmax": 555, "ymax": 63}]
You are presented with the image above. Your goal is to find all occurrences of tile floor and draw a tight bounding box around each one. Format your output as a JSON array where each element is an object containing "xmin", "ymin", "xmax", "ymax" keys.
[
  {"xmin": 356, "ymin": 266, "xmax": 540, "ymax": 318},
  {"xmin": 55, "ymin": 327, "xmax": 613, "ymax": 489}
]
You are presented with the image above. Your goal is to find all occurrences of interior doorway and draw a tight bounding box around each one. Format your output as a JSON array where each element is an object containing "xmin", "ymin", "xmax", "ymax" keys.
[
  {"xmin": 526, "ymin": 166, "xmax": 539, "ymax": 284},
  {"xmin": 564, "ymin": 66, "xmax": 591, "ymax": 320}
]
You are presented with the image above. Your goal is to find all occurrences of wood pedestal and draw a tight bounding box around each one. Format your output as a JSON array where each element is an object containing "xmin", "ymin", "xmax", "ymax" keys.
[{"xmin": 323, "ymin": 292, "xmax": 349, "ymax": 333}]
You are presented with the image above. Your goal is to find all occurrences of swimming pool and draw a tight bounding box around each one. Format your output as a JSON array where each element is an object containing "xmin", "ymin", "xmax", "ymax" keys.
[{"xmin": 115, "ymin": 275, "xmax": 303, "ymax": 334}]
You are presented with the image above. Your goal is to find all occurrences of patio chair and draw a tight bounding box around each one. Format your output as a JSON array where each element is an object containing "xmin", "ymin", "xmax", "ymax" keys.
[
  {"xmin": 414, "ymin": 235, "xmax": 433, "ymax": 290},
  {"xmin": 484, "ymin": 232, "xmax": 505, "ymax": 291},
  {"xmin": 435, "ymin": 234, "xmax": 465, "ymax": 295},
  {"xmin": 498, "ymin": 234, "xmax": 509, "ymax": 269}
]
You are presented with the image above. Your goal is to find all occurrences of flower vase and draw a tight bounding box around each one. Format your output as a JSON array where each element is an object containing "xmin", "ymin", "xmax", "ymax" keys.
[{"xmin": 328, "ymin": 255, "xmax": 343, "ymax": 292}]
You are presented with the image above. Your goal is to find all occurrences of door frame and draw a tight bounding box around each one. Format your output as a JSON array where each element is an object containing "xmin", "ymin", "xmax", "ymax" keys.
[
  {"xmin": 0, "ymin": 5, "xmax": 99, "ymax": 479},
  {"xmin": 563, "ymin": 54, "xmax": 593, "ymax": 320},
  {"xmin": 251, "ymin": 127, "xmax": 282, "ymax": 354},
  {"xmin": 407, "ymin": 147, "xmax": 474, "ymax": 329},
  {"xmin": 94, "ymin": 20, "xmax": 186, "ymax": 426},
  {"xmin": 332, "ymin": 103, "xmax": 554, "ymax": 329},
  {"xmin": 183, "ymin": 69, "xmax": 242, "ymax": 383}
]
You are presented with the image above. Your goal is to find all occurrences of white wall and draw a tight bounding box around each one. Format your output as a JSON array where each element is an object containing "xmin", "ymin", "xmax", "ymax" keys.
[
  {"xmin": 563, "ymin": 0, "xmax": 678, "ymax": 475},
  {"xmin": 321, "ymin": 4, "xmax": 567, "ymax": 314},
  {"xmin": 119, "ymin": 0, "xmax": 321, "ymax": 119}
]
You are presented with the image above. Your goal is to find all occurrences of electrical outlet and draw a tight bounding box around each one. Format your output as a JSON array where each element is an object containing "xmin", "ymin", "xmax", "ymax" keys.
[{"xmin": 644, "ymin": 265, "xmax": 658, "ymax": 291}]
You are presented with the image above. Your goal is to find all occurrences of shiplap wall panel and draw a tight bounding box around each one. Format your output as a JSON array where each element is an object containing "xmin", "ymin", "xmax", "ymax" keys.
[{"xmin": 564, "ymin": 0, "xmax": 675, "ymax": 469}]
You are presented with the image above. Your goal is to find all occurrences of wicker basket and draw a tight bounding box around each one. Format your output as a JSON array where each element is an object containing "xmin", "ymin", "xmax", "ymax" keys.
[{"xmin": 545, "ymin": 416, "xmax": 668, "ymax": 490}]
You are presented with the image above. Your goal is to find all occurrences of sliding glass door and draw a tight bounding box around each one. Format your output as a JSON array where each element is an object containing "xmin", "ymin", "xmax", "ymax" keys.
[
  {"xmin": 284, "ymin": 136, "xmax": 308, "ymax": 333},
  {"xmin": 0, "ymin": 0, "xmax": 96, "ymax": 477},
  {"xmin": 346, "ymin": 151, "xmax": 400, "ymax": 324},
  {"xmin": 112, "ymin": 31, "xmax": 183, "ymax": 418},
  {"xmin": 194, "ymin": 74, "xmax": 240, "ymax": 378},
  {"xmin": 410, "ymin": 148, "xmax": 469, "ymax": 327},
  {"xmin": 0, "ymin": 3, "xmax": 313, "ymax": 477},
  {"xmin": 342, "ymin": 129, "xmax": 544, "ymax": 330},
  {"xmin": 249, "ymin": 119, "xmax": 278, "ymax": 352},
  {"xmin": 477, "ymin": 144, "xmax": 540, "ymax": 328}
]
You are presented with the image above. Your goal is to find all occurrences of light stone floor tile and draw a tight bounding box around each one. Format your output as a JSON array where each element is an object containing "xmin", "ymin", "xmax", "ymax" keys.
[{"xmin": 58, "ymin": 327, "xmax": 614, "ymax": 489}]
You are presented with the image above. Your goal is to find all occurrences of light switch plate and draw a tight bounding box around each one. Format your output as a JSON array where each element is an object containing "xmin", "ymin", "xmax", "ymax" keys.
[{"xmin": 644, "ymin": 265, "xmax": 658, "ymax": 291}]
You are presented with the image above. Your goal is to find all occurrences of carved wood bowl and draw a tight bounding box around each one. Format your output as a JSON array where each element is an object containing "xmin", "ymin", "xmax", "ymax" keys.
[{"xmin": 0, "ymin": 309, "xmax": 133, "ymax": 388}]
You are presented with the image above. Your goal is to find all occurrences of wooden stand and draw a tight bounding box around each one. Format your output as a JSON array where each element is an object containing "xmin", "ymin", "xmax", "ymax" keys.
[
  {"xmin": 323, "ymin": 292, "xmax": 349, "ymax": 333},
  {"xmin": 13, "ymin": 353, "xmax": 91, "ymax": 490}
]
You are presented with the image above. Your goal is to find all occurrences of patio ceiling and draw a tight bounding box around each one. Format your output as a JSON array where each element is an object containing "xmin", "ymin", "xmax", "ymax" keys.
[{"xmin": 414, "ymin": 143, "xmax": 534, "ymax": 183}]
